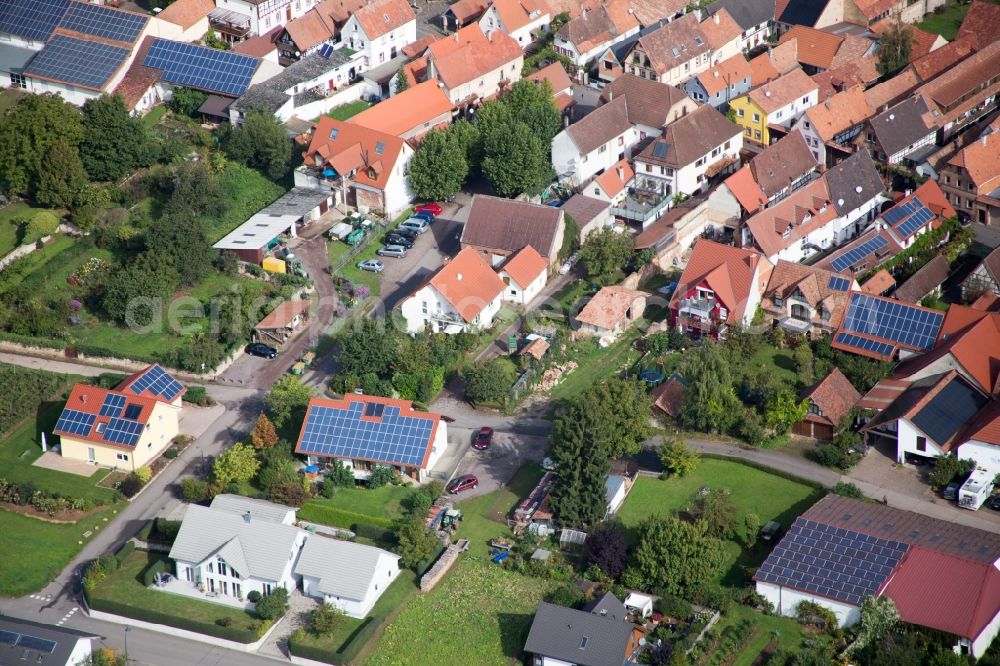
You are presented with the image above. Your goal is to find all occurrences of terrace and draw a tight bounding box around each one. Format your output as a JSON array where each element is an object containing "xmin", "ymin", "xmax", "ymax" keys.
[
  {"xmin": 611, "ymin": 187, "xmax": 672, "ymax": 228},
  {"xmin": 208, "ymin": 8, "xmax": 251, "ymax": 41}
]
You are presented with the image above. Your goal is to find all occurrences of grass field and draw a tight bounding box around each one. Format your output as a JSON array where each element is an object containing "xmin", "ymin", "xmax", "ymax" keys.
[
  {"xmin": 722, "ymin": 605, "xmax": 813, "ymax": 666},
  {"xmin": 918, "ymin": 3, "xmax": 970, "ymax": 39},
  {"xmin": 326, "ymin": 100, "xmax": 371, "ymax": 121},
  {"xmin": 0, "ymin": 504, "xmax": 121, "ymax": 597},
  {"xmin": 618, "ymin": 458, "xmax": 824, "ymax": 583},
  {"xmin": 203, "ymin": 162, "xmax": 286, "ymax": 242},
  {"xmin": 301, "ymin": 484, "xmax": 415, "ymax": 524},
  {"xmin": 748, "ymin": 343, "xmax": 800, "ymax": 384},
  {"xmin": 0, "ymin": 202, "xmax": 53, "ymax": 257},
  {"xmin": 548, "ymin": 327, "xmax": 643, "ymax": 402}
]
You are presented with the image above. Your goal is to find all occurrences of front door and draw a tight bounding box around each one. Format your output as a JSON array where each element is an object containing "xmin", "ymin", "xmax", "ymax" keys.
[{"xmin": 87, "ymin": 447, "xmax": 95, "ymax": 463}]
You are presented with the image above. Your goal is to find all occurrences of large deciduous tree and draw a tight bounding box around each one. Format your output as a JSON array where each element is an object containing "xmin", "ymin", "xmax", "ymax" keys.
[
  {"xmin": 407, "ymin": 128, "xmax": 468, "ymax": 201},
  {"xmin": 395, "ymin": 513, "xmax": 440, "ymax": 568},
  {"xmin": 585, "ymin": 523, "xmax": 628, "ymax": 579},
  {"xmin": 265, "ymin": 375, "xmax": 314, "ymax": 427},
  {"xmin": 579, "ymin": 228, "xmax": 634, "ymax": 282},
  {"xmin": 102, "ymin": 251, "xmax": 179, "ymax": 325},
  {"xmin": 35, "ymin": 140, "xmax": 89, "ymax": 209},
  {"xmin": 338, "ymin": 318, "xmax": 400, "ymax": 378},
  {"xmin": 658, "ymin": 433, "xmax": 700, "ymax": 478},
  {"xmin": 623, "ymin": 515, "xmax": 727, "ymax": 595},
  {"xmin": 221, "ymin": 109, "xmax": 292, "ymax": 180},
  {"xmin": 579, "ymin": 378, "xmax": 651, "ymax": 458},
  {"xmin": 464, "ymin": 357, "xmax": 517, "ymax": 405},
  {"xmin": 481, "ymin": 120, "xmax": 552, "ymax": 197},
  {"xmin": 677, "ymin": 341, "xmax": 741, "ymax": 434},
  {"xmin": 876, "ymin": 20, "xmax": 913, "ymax": 77},
  {"xmin": 79, "ymin": 94, "xmax": 149, "ymax": 182},
  {"xmin": 212, "ymin": 443, "xmax": 261, "ymax": 485},
  {"xmin": 0, "ymin": 93, "xmax": 84, "ymax": 198},
  {"xmin": 145, "ymin": 213, "xmax": 216, "ymax": 285}
]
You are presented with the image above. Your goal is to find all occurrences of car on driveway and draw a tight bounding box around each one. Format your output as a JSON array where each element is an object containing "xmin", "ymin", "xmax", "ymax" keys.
[
  {"xmin": 413, "ymin": 210, "xmax": 436, "ymax": 222},
  {"xmin": 385, "ymin": 233, "xmax": 414, "ymax": 248},
  {"xmin": 415, "ymin": 202, "xmax": 443, "ymax": 216},
  {"xmin": 391, "ymin": 226, "xmax": 418, "ymax": 240},
  {"xmin": 446, "ymin": 474, "xmax": 478, "ymax": 494},
  {"xmin": 357, "ymin": 259, "xmax": 384, "ymax": 273},
  {"xmin": 399, "ymin": 218, "xmax": 429, "ymax": 234},
  {"xmin": 943, "ymin": 481, "xmax": 960, "ymax": 501},
  {"xmin": 246, "ymin": 342, "xmax": 278, "ymax": 359},
  {"xmin": 987, "ymin": 495, "xmax": 1000, "ymax": 511},
  {"xmin": 377, "ymin": 245, "xmax": 408, "ymax": 258},
  {"xmin": 473, "ymin": 427, "xmax": 493, "ymax": 450}
]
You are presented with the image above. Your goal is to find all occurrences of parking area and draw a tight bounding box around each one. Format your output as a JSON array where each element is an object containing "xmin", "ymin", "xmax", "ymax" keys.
[{"xmin": 441, "ymin": 428, "xmax": 548, "ymax": 500}]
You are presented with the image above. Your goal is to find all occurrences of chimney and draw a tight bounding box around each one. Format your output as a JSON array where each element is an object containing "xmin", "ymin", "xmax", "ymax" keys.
[
  {"xmin": 243, "ymin": 511, "xmax": 251, "ymax": 524},
  {"xmin": 713, "ymin": 12, "xmax": 719, "ymax": 23},
  {"xmin": 427, "ymin": 56, "xmax": 437, "ymax": 80},
  {"xmin": 748, "ymin": 252, "xmax": 758, "ymax": 270},
  {"xmin": 982, "ymin": 135, "xmax": 989, "ymax": 147},
  {"xmin": 487, "ymin": 29, "xmax": 493, "ymax": 41},
  {"xmin": 617, "ymin": 166, "xmax": 624, "ymax": 181},
  {"xmin": 453, "ymin": 32, "xmax": 459, "ymax": 42}
]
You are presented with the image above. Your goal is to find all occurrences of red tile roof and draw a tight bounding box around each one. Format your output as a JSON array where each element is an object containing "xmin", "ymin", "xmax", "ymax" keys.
[
  {"xmin": 802, "ymin": 86, "xmax": 874, "ymax": 142},
  {"xmin": 696, "ymin": 53, "xmax": 752, "ymax": 96},
  {"xmin": 431, "ymin": 27, "xmax": 522, "ymax": 89},
  {"xmin": 911, "ymin": 35, "xmax": 977, "ymax": 82},
  {"xmin": 232, "ymin": 26, "xmax": 281, "ymax": 57},
  {"xmin": 956, "ymin": 0, "xmax": 1000, "ymax": 49},
  {"xmin": 576, "ymin": 285, "xmax": 648, "ymax": 330},
  {"xmin": 156, "ymin": 0, "xmax": 213, "ymax": 29},
  {"xmin": 429, "ymin": 247, "xmax": 506, "ymax": 322},
  {"xmin": 500, "ymin": 244, "xmax": 547, "ymax": 288},
  {"xmin": 53, "ymin": 384, "xmax": 159, "ymax": 449},
  {"xmin": 650, "ymin": 374, "xmax": 686, "ymax": 417},
  {"xmin": 724, "ymin": 165, "xmax": 767, "ymax": 214},
  {"xmin": 746, "ymin": 178, "xmax": 836, "ymax": 258},
  {"xmin": 861, "ymin": 268, "xmax": 895, "ymax": 295},
  {"xmin": 593, "ymin": 158, "xmax": 633, "ymax": 198},
  {"xmin": 303, "ymin": 117, "xmax": 406, "ymax": 191},
  {"xmin": 801, "ymin": 367, "xmax": 859, "ymax": 426},
  {"xmin": 256, "ymin": 299, "xmax": 309, "ymax": 330},
  {"xmin": 528, "ymin": 61, "xmax": 572, "ymax": 94},
  {"xmin": 352, "ymin": 0, "xmax": 415, "ymax": 39},
  {"xmin": 746, "ymin": 67, "xmax": 817, "ymax": 114},
  {"xmin": 961, "ymin": 399, "xmax": 1000, "ymax": 446},
  {"xmin": 778, "ymin": 25, "xmax": 843, "ymax": 70},
  {"xmin": 348, "ymin": 80, "xmax": 454, "ymax": 137},
  {"xmin": 669, "ymin": 239, "xmax": 771, "ymax": 324},
  {"xmin": 948, "ymin": 131, "xmax": 1000, "ymax": 193},
  {"xmin": 487, "ymin": 0, "xmax": 549, "ymax": 33}
]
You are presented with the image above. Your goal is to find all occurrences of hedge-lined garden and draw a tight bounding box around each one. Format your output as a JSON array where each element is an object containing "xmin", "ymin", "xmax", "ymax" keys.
[{"xmin": 0, "ymin": 363, "xmax": 72, "ymax": 435}]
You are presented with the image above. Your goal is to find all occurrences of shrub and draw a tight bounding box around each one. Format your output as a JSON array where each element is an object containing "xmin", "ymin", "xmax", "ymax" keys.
[
  {"xmin": 545, "ymin": 584, "xmax": 584, "ymax": 608},
  {"xmin": 153, "ymin": 518, "xmax": 182, "ymax": 542},
  {"xmin": 137, "ymin": 520, "xmax": 154, "ymax": 541},
  {"xmin": 831, "ymin": 482, "xmax": 865, "ymax": 499},
  {"xmin": 366, "ymin": 465, "xmax": 396, "ymax": 489},
  {"xmin": 795, "ymin": 600, "xmax": 838, "ymax": 632},
  {"xmin": 142, "ymin": 559, "xmax": 169, "ymax": 586},
  {"xmin": 319, "ymin": 478, "xmax": 336, "ymax": 499},
  {"xmin": 180, "ymin": 478, "xmax": 210, "ymax": 503},
  {"xmin": 806, "ymin": 443, "xmax": 849, "ymax": 469},
  {"xmin": 216, "ymin": 617, "xmax": 233, "ymax": 627},
  {"xmin": 309, "ymin": 603, "xmax": 345, "ymax": 635},
  {"xmin": 23, "ymin": 211, "xmax": 60, "ymax": 244},
  {"xmin": 85, "ymin": 595, "xmax": 259, "ymax": 643},
  {"xmin": 82, "ymin": 561, "xmax": 108, "ymax": 592},
  {"xmin": 115, "ymin": 541, "xmax": 135, "ymax": 560},
  {"xmin": 354, "ymin": 522, "xmax": 396, "ymax": 543},
  {"xmin": 96, "ymin": 553, "xmax": 120, "ymax": 573},
  {"xmin": 255, "ymin": 587, "xmax": 288, "ymax": 620},
  {"xmin": 163, "ymin": 448, "xmax": 179, "ymax": 459},
  {"xmin": 269, "ymin": 480, "xmax": 311, "ymax": 507},
  {"xmin": 327, "ymin": 461, "xmax": 355, "ymax": 488},
  {"xmin": 118, "ymin": 475, "xmax": 142, "ymax": 498},
  {"xmin": 247, "ymin": 590, "xmax": 262, "ymax": 604},
  {"xmin": 184, "ymin": 386, "xmax": 211, "ymax": 406},
  {"xmin": 134, "ymin": 466, "xmax": 152, "ymax": 485},
  {"xmin": 658, "ymin": 435, "xmax": 700, "ymax": 478}
]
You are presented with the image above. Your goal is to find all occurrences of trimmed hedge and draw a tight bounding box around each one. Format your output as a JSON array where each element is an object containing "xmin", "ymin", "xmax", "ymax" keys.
[
  {"xmin": 297, "ymin": 503, "xmax": 395, "ymax": 530},
  {"xmin": 0, "ymin": 331, "xmax": 65, "ymax": 351},
  {"xmin": 137, "ymin": 520, "xmax": 154, "ymax": 542},
  {"xmin": 287, "ymin": 616, "xmax": 385, "ymax": 665},
  {"xmin": 353, "ymin": 522, "xmax": 396, "ymax": 544},
  {"xmin": 85, "ymin": 590, "xmax": 261, "ymax": 643},
  {"xmin": 142, "ymin": 559, "xmax": 168, "ymax": 586},
  {"xmin": 414, "ymin": 543, "xmax": 446, "ymax": 578},
  {"xmin": 699, "ymin": 453, "xmax": 826, "ymax": 490},
  {"xmin": 115, "ymin": 541, "xmax": 135, "ymax": 560}
]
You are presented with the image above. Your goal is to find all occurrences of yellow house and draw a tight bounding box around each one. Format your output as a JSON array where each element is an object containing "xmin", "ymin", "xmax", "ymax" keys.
[
  {"xmin": 730, "ymin": 95, "xmax": 770, "ymax": 144},
  {"xmin": 54, "ymin": 365, "xmax": 185, "ymax": 472},
  {"xmin": 729, "ymin": 68, "xmax": 819, "ymax": 145}
]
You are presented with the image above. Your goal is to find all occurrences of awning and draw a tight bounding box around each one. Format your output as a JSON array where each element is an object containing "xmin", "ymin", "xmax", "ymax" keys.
[{"xmin": 209, "ymin": 7, "xmax": 250, "ymax": 26}]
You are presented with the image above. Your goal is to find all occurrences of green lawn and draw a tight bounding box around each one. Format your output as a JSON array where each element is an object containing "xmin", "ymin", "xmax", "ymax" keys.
[
  {"xmin": 548, "ymin": 327, "xmax": 643, "ymax": 402},
  {"xmin": 202, "ymin": 162, "xmax": 286, "ymax": 242},
  {"xmin": 88, "ymin": 551, "xmax": 259, "ymax": 629},
  {"xmin": 722, "ymin": 605, "xmax": 813, "ymax": 666},
  {"xmin": 301, "ymin": 484, "xmax": 415, "ymax": 524},
  {"xmin": 618, "ymin": 459, "xmax": 824, "ymax": 583},
  {"xmin": 331, "ymin": 208, "xmax": 414, "ymax": 300},
  {"xmin": 0, "ymin": 234, "xmax": 75, "ymax": 291},
  {"xmin": 918, "ymin": 3, "xmax": 970, "ymax": 40},
  {"xmin": 0, "ymin": 402, "xmax": 115, "ymax": 503},
  {"xmin": 0, "ymin": 504, "xmax": 121, "ymax": 597},
  {"xmin": 0, "ymin": 202, "xmax": 53, "ymax": 257},
  {"xmin": 325, "ymin": 100, "xmax": 371, "ymax": 121},
  {"xmin": 749, "ymin": 343, "xmax": 799, "ymax": 384},
  {"xmin": 142, "ymin": 105, "xmax": 167, "ymax": 128}
]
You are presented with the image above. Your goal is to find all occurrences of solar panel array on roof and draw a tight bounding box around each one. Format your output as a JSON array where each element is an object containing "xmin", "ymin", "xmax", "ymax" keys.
[
  {"xmin": 144, "ymin": 39, "xmax": 259, "ymax": 96},
  {"xmin": 0, "ymin": 0, "xmax": 70, "ymax": 42},
  {"xmin": 756, "ymin": 517, "xmax": 909, "ymax": 606},
  {"xmin": 911, "ymin": 378, "xmax": 987, "ymax": 446},
  {"xmin": 830, "ymin": 236, "xmax": 888, "ymax": 272},
  {"xmin": 884, "ymin": 197, "xmax": 934, "ymax": 239},
  {"xmin": 318, "ymin": 43, "xmax": 335, "ymax": 58},
  {"xmin": 99, "ymin": 393, "xmax": 126, "ymax": 418},
  {"xmin": 834, "ymin": 332, "xmax": 896, "ymax": 358},
  {"xmin": 124, "ymin": 403, "xmax": 142, "ymax": 420},
  {"xmin": 298, "ymin": 402, "xmax": 435, "ymax": 467},
  {"xmin": 0, "ymin": 630, "xmax": 56, "ymax": 654},
  {"xmin": 828, "ymin": 275, "xmax": 850, "ymax": 291},
  {"xmin": 103, "ymin": 417, "xmax": 144, "ymax": 446},
  {"xmin": 59, "ymin": 2, "xmax": 147, "ymax": 43},
  {"xmin": 841, "ymin": 293, "xmax": 943, "ymax": 350},
  {"xmin": 25, "ymin": 35, "xmax": 129, "ymax": 90},
  {"xmin": 127, "ymin": 365, "xmax": 183, "ymax": 401},
  {"xmin": 55, "ymin": 409, "xmax": 96, "ymax": 437}
]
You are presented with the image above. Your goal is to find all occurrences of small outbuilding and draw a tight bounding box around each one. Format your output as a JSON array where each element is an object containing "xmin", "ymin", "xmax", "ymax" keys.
[
  {"xmin": 575, "ymin": 286, "xmax": 648, "ymax": 342},
  {"xmin": 254, "ymin": 299, "xmax": 310, "ymax": 347}
]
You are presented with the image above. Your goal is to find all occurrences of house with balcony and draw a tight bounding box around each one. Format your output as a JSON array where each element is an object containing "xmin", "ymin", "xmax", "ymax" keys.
[
  {"xmin": 668, "ymin": 239, "xmax": 773, "ymax": 339},
  {"xmin": 744, "ymin": 177, "xmax": 845, "ymax": 264},
  {"xmin": 718, "ymin": 131, "xmax": 819, "ymax": 220},
  {"xmin": 295, "ymin": 394, "xmax": 449, "ymax": 483},
  {"xmin": 478, "ymin": 0, "xmax": 550, "ymax": 49},
  {"xmin": 620, "ymin": 13, "xmax": 712, "ymax": 86},
  {"xmin": 296, "ymin": 117, "xmax": 414, "ymax": 217},
  {"xmin": 552, "ymin": 95, "xmax": 638, "ymax": 187},
  {"xmin": 729, "ymin": 68, "xmax": 818, "ymax": 145},
  {"xmin": 340, "ymin": 0, "xmax": 416, "ymax": 71},
  {"xmin": 760, "ymin": 260, "xmax": 859, "ymax": 337},
  {"xmin": 399, "ymin": 247, "xmax": 506, "ymax": 334},
  {"xmin": 214, "ymin": 0, "xmax": 311, "ymax": 39},
  {"xmin": 552, "ymin": 0, "xmax": 639, "ymax": 67}
]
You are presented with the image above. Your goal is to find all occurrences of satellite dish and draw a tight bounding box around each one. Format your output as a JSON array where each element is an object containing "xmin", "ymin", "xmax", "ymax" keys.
[{"xmin": 855, "ymin": 186, "xmax": 863, "ymax": 194}]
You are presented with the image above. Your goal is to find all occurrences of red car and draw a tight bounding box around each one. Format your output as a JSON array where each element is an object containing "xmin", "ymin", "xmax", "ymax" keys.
[
  {"xmin": 473, "ymin": 427, "xmax": 493, "ymax": 450},
  {"xmin": 414, "ymin": 202, "xmax": 443, "ymax": 216},
  {"xmin": 447, "ymin": 474, "xmax": 478, "ymax": 494}
]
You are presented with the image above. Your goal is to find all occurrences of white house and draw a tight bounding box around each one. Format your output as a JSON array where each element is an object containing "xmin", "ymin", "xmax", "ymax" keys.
[
  {"xmin": 478, "ymin": 0, "xmax": 550, "ymax": 49},
  {"xmin": 745, "ymin": 178, "xmax": 844, "ymax": 264},
  {"xmin": 552, "ymin": 0, "xmax": 639, "ymax": 67},
  {"xmin": 295, "ymin": 536, "xmax": 401, "ymax": 617},
  {"xmin": 168, "ymin": 503, "xmax": 306, "ymax": 604},
  {"xmin": 633, "ymin": 104, "xmax": 743, "ymax": 199},
  {"xmin": 793, "ymin": 87, "xmax": 874, "ymax": 166},
  {"xmin": 341, "ymin": 0, "xmax": 416, "ymax": 71},
  {"xmin": 210, "ymin": 494, "xmax": 298, "ymax": 525},
  {"xmin": 622, "ymin": 13, "xmax": 712, "ymax": 86},
  {"xmin": 957, "ymin": 403, "xmax": 1000, "ymax": 478},
  {"xmin": 425, "ymin": 26, "xmax": 523, "ymax": 107},
  {"xmin": 552, "ymin": 96, "xmax": 638, "ymax": 186},
  {"xmin": 214, "ymin": 0, "xmax": 312, "ymax": 38},
  {"xmin": 497, "ymin": 245, "xmax": 548, "ymax": 306},
  {"xmin": 295, "ymin": 395, "xmax": 449, "ymax": 483}
]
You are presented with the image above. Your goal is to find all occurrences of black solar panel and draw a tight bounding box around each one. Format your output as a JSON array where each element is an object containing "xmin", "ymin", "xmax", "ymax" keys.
[
  {"xmin": 123, "ymin": 403, "xmax": 142, "ymax": 420},
  {"xmin": 16, "ymin": 635, "xmax": 56, "ymax": 654},
  {"xmin": 911, "ymin": 378, "xmax": 987, "ymax": 446},
  {"xmin": 58, "ymin": 2, "xmax": 147, "ymax": 43},
  {"xmin": 827, "ymin": 275, "xmax": 850, "ymax": 291},
  {"xmin": 652, "ymin": 142, "xmax": 669, "ymax": 159},
  {"xmin": 0, "ymin": 0, "xmax": 70, "ymax": 42},
  {"xmin": 25, "ymin": 34, "xmax": 129, "ymax": 90},
  {"xmin": 318, "ymin": 43, "xmax": 335, "ymax": 58},
  {"xmin": 830, "ymin": 236, "xmax": 888, "ymax": 272},
  {"xmin": 0, "ymin": 630, "xmax": 18, "ymax": 646},
  {"xmin": 144, "ymin": 38, "xmax": 259, "ymax": 96},
  {"xmin": 298, "ymin": 401, "xmax": 435, "ymax": 467},
  {"xmin": 840, "ymin": 293, "xmax": 943, "ymax": 351},
  {"xmin": 756, "ymin": 518, "xmax": 909, "ymax": 606}
]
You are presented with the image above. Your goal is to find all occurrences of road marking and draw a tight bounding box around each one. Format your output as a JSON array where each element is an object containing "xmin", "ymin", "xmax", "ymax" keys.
[{"xmin": 56, "ymin": 608, "xmax": 78, "ymax": 626}]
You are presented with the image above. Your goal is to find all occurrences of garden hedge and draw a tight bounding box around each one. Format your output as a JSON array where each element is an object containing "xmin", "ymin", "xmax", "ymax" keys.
[
  {"xmin": 287, "ymin": 616, "xmax": 385, "ymax": 665},
  {"xmin": 297, "ymin": 504, "xmax": 395, "ymax": 531},
  {"xmin": 0, "ymin": 364, "xmax": 69, "ymax": 436},
  {"xmin": 142, "ymin": 559, "xmax": 168, "ymax": 587},
  {"xmin": 353, "ymin": 522, "xmax": 397, "ymax": 544},
  {"xmin": 115, "ymin": 541, "xmax": 135, "ymax": 560},
  {"xmin": 137, "ymin": 520, "xmax": 154, "ymax": 542},
  {"xmin": 85, "ymin": 591, "xmax": 259, "ymax": 643}
]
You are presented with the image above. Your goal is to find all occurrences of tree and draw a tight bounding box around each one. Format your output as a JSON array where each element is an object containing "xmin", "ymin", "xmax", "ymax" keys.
[
  {"xmin": 35, "ymin": 140, "xmax": 89, "ymax": 209},
  {"xmin": 327, "ymin": 461, "xmax": 355, "ymax": 487},
  {"xmin": 658, "ymin": 432, "xmax": 700, "ymax": 477},
  {"xmin": 677, "ymin": 342, "xmax": 740, "ymax": 434},
  {"xmin": 579, "ymin": 228, "xmax": 634, "ymax": 281},
  {"xmin": 407, "ymin": 128, "xmax": 468, "ymax": 201},
  {"xmin": 80, "ymin": 94, "xmax": 149, "ymax": 181},
  {"xmin": 585, "ymin": 523, "xmax": 628, "ymax": 579},
  {"xmin": 0, "ymin": 93, "xmax": 84, "ymax": 199},
  {"xmin": 793, "ymin": 343, "xmax": 814, "ymax": 385},
  {"xmin": 743, "ymin": 512, "xmax": 761, "ymax": 548},
  {"xmin": 338, "ymin": 318, "xmax": 399, "ymax": 378},
  {"xmin": 480, "ymin": 120, "xmax": 552, "ymax": 197},
  {"xmin": 832, "ymin": 482, "xmax": 865, "ymax": 499},
  {"xmin": 251, "ymin": 413, "xmax": 279, "ymax": 449},
  {"xmin": 877, "ymin": 19, "xmax": 913, "ymax": 77},
  {"xmin": 396, "ymin": 513, "xmax": 440, "ymax": 568},
  {"xmin": 576, "ymin": 379, "xmax": 651, "ymax": 458},
  {"xmin": 559, "ymin": 213, "xmax": 580, "ymax": 262},
  {"xmin": 623, "ymin": 516, "xmax": 727, "ymax": 595},
  {"xmin": 180, "ymin": 478, "xmax": 210, "ymax": 503},
  {"xmin": 221, "ymin": 109, "xmax": 292, "ymax": 180},
  {"xmin": 309, "ymin": 603, "xmax": 345, "ymax": 635},
  {"xmin": 169, "ymin": 87, "xmax": 209, "ymax": 116},
  {"xmin": 843, "ymin": 596, "xmax": 900, "ymax": 657},
  {"xmin": 503, "ymin": 78, "xmax": 562, "ymax": 144},
  {"xmin": 265, "ymin": 375, "xmax": 314, "ymax": 427},
  {"xmin": 22, "ymin": 211, "xmax": 60, "ymax": 244},
  {"xmin": 448, "ymin": 118, "xmax": 482, "ymax": 173},
  {"xmin": 212, "ymin": 443, "xmax": 260, "ymax": 485},
  {"xmin": 763, "ymin": 389, "xmax": 808, "ymax": 437},
  {"xmin": 101, "ymin": 251, "xmax": 179, "ymax": 325},
  {"xmin": 394, "ymin": 67, "xmax": 410, "ymax": 93},
  {"xmin": 255, "ymin": 587, "xmax": 288, "ymax": 620},
  {"xmin": 928, "ymin": 455, "xmax": 975, "ymax": 490},
  {"xmin": 689, "ymin": 489, "xmax": 739, "ymax": 540},
  {"xmin": 464, "ymin": 357, "xmax": 517, "ymax": 405},
  {"xmin": 548, "ymin": 400, "xmax": 613, "ymax": 528},
  {"xmin": 81, "ymin": 648, "xmax": 127, "ymax": 665},
  {"xmin": 146, "ymin": 213, "xmax": 216, "ymax": 285}
]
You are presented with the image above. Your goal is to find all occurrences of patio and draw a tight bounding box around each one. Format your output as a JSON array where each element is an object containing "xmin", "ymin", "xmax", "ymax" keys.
[
  {"xmin": 32, "ymin": 451, "xmax": 100, "ymax": 477},
  {"xmin": 154, "ymin": 576, "xmax": 256, "ymax": 611}
]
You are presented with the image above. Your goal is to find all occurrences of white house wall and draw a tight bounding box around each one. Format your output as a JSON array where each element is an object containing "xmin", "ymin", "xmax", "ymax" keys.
[
  {"xmin": 479, "ymin": 7, "xmax": 549, "ymax": 48},
  {"xmin": 501, "ymin": 270, "xmax": 546, "ymax": 305},
  {"xmin": 441, "ymin": 56, "xmax": 523, "ymax": 105},
  {"xmin": 343, "ymin": 15, "xmax": 417, "ymax": 70},
  {"xmin": 895, "ymin": 419, "xmax": 946, "ymax": 463},
  {"xmin": 552, "ymin": 127, "xmax": 639, "ymax": 187},
  {"xmin": 971, "ymin": 608, "xmax": 1000, "ymax": 658},
  {"xmin": 756, "ymin": 581, "xmax": 861, "ymax": 627}
]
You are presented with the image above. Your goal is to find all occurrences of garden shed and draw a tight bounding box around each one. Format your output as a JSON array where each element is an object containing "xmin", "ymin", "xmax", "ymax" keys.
[{"xmin": 254, "ymin": 299, "xmax": 310, "ymax": 347}]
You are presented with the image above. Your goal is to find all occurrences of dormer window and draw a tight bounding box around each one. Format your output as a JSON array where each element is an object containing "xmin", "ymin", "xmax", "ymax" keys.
[{"xmin": 773, "ymin": 293, "xmax": 783, "ymax": 306}]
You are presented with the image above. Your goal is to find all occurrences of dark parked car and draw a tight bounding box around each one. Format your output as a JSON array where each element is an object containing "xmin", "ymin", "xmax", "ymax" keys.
[
  {"xmin": 412, "ymin": 210, "xmax": 436, "ymax": 222},
  {"xmin": 760, "ymin": 521, "xmax": 782, "ymax": 543},
  {"xmin": 987, "ymin": 495, "xmax": 1000, "ymax": 511},
  {"xmin": 473, "ymin": 427, "xmax": 493, "ymax": 450},
  {"xmin": 246, "ymin": 342, "xmax": 278, "ymax": 359},
  {"xmin": 943, "ymin": 481, "xmax": 960, "ymax": 501},
  {"xmin": 391, "ymin": 227, "xmax": 418, "ymax": 240},
  {"xmin": 446, "ymin": 474, "xmax": 478, "ymax": 494},
  {"xmin": 385, "ymin": 233, "xmax": 414, "ymax": 248}
]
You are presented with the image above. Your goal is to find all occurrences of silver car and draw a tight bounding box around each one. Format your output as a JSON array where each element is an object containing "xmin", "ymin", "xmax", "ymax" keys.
[
  {"xmin": 398, "ymin": 218, "xmax": 429, "ymax": 234},
  {"xmin": 377, "ymin": 244, "xmax": 408, "ymax": 258},
  {"xmin": 357, "ymin": 259, "xmax": 384, "ymax": 273}
]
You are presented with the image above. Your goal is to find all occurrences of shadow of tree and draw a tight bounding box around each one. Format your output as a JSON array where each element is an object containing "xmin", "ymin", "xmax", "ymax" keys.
[{"xmin": 497, "ymin": 611, "xmax": 535, "ymax": 660}]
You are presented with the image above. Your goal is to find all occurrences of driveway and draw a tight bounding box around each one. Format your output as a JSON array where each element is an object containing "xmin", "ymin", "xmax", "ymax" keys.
[{"xmin": 443, "ymin": 429, "xmax": 549, "ymax": 500}]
